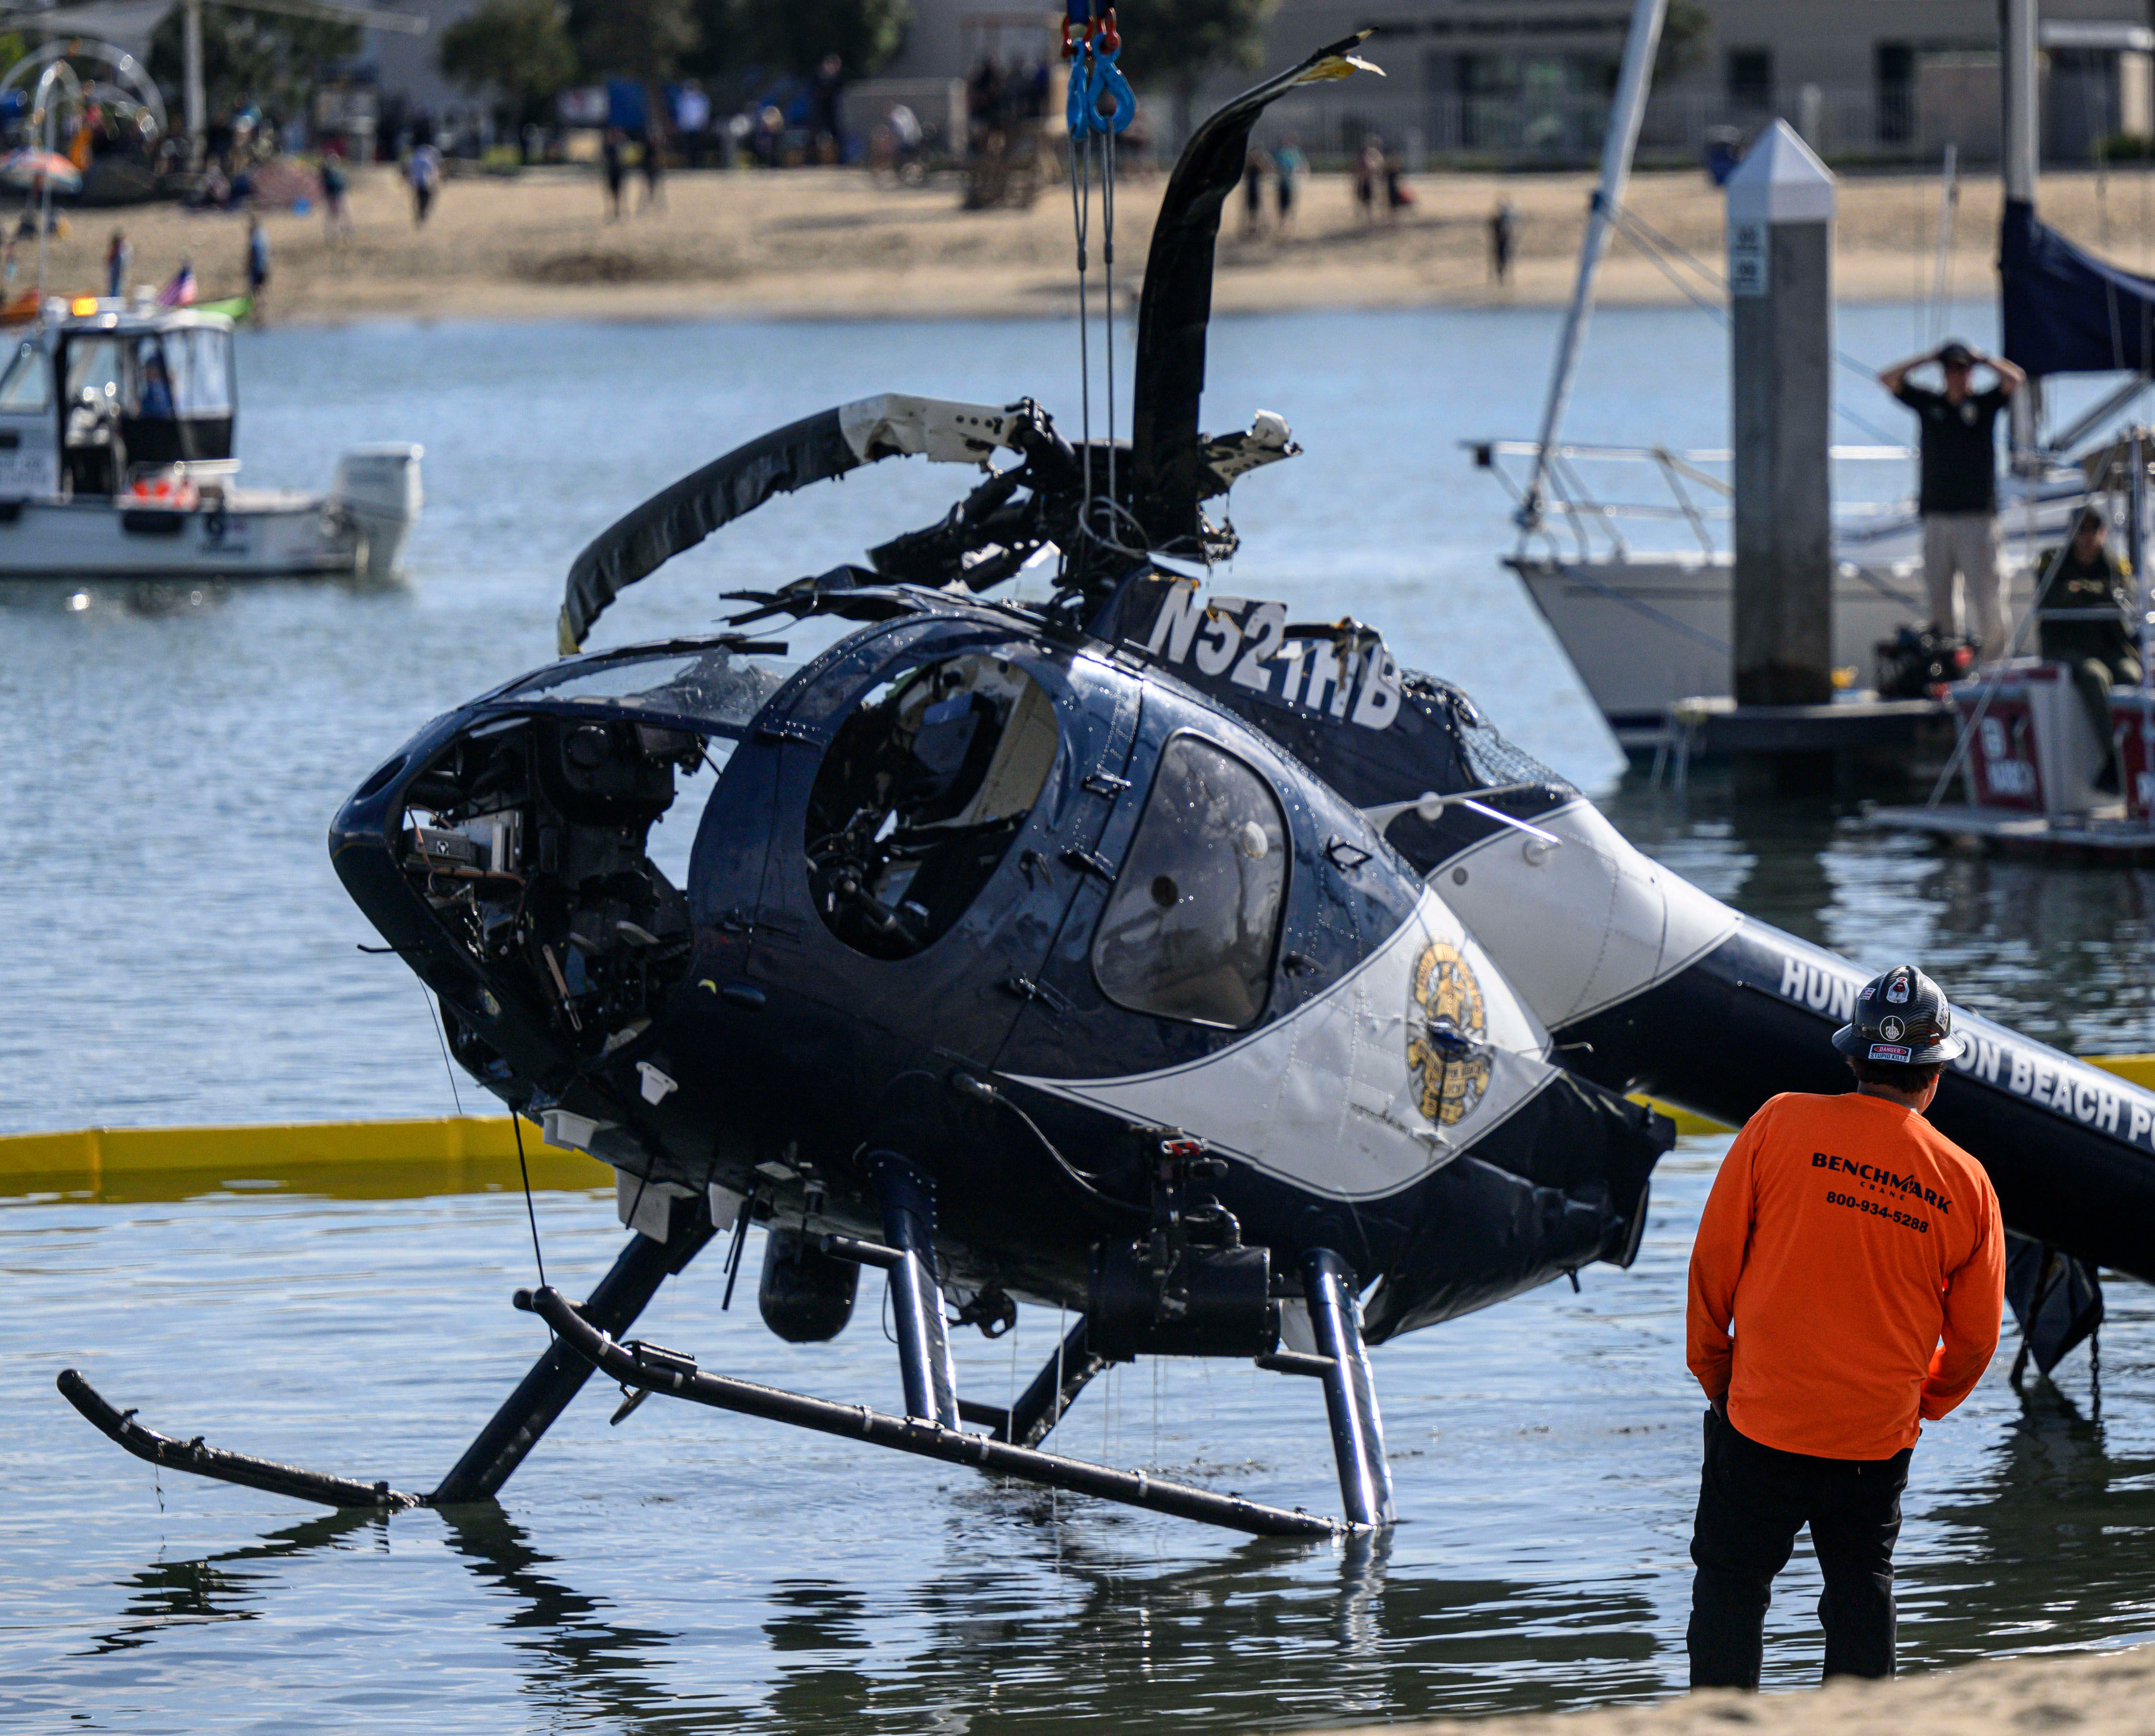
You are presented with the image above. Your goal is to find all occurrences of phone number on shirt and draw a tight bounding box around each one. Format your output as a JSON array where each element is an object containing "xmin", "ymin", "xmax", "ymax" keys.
[{"xmin": 1826, "ymin": 1190, "xmax": 1929, "ymax": 1233}]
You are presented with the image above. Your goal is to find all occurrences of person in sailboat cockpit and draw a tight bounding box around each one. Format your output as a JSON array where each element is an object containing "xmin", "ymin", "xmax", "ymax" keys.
[{"xmin": 1878, "ymin": 341, "xmax": 2026, "ymax": 663}]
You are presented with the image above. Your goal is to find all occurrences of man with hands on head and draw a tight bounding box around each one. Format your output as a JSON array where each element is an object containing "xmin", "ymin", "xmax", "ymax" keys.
[{"xmin": 1880, "ymin": 342, "xmax": 2027, "ymax": 660}]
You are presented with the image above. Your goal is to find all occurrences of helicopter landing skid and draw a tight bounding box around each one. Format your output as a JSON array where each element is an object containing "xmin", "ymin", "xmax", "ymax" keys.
[
  {"xmin": 518, "ymin": 1283, "xmax": 1349, "ymax": 1539},
  {"xmin": 55, "ymin": 1203, "xmax": 721, "ymax": 1514}
]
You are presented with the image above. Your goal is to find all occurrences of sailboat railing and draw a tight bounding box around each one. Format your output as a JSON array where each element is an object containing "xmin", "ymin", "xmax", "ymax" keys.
[{"xmin": 1472, "ymin": 439, "xmax": 1912, "ymax": 564}]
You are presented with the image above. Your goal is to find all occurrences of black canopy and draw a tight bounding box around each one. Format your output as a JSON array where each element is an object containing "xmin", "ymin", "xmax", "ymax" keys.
[{"xmin": 2001, "ymin": 197, "xmax": 2155, "ymax": 378}]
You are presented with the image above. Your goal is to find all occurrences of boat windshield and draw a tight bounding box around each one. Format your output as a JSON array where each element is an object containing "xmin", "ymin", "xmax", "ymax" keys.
[
  {"xmin": 0, "ymin": 338, "xmax": 47, "ymax": 412},
  {"xmin": 131, "ymin": 328, "xmax": 233, "ymax": 418},
  {"xmin": 65, "ymin": 338, "xmax": 121, "ymax": 404},
  {"xmin": 502, "ymin": 645, "xmax": 797, "ymax": 734}
]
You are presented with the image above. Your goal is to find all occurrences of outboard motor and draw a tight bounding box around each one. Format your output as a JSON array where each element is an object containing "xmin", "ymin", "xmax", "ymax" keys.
[{"xmin": 332, "ymin": 442, "xmax": 424, "ymax": 578}]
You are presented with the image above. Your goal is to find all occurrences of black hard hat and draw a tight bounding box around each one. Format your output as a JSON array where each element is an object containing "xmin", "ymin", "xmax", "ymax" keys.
[{"xmin": 1832, "ymin": 964, "xmax": 1968, "ymax": 1065}]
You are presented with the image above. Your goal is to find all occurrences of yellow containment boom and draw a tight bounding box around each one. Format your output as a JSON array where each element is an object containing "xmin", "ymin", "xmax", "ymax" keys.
[
  {"xmin": 9, "ymin": 1052, "xmax": 2155, "ymax": 1203},
  {"xmin": 0, "ymin": 1114, "xmax": 609, "ymax": 1204}
]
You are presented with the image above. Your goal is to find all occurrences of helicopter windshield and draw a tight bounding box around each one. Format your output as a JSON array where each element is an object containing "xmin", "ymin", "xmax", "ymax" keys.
[
  {"xmin": 505, "ymin": 645, "xmax": 797, "ymax": 735},
  {"xmin": 805, "ymin": 652, "xmax": 1059, "ymax": 960},
  {"xmin": 1093, "ymin": 735, "xmax": 1287, "ymax": 1029}
]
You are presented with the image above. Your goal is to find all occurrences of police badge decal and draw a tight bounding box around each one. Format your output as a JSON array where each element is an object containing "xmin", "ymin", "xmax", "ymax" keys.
[{"xmin": 1408, "ymin": 940, "xmax": 1492, "ymax": 1127}]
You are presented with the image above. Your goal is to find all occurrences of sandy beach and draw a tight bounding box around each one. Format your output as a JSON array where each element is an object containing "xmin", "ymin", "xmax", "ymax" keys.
[
  {"xmin": 1331, "ymin": 1641, "xmax": 2155, "ymax": 1736},
  {"xmin": 34, "ymin": 161, "xmax": 2155, "ymax": 324}
]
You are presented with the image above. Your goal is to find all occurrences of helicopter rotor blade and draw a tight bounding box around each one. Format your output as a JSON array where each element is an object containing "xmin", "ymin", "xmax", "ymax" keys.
[
  {"xmin": 558, "ymin": 394, "xmax": 1030, "ymax": 653},
  {"xmin": 1128, "ymin": 33, "xmax": 1382, "ymax": 546}
]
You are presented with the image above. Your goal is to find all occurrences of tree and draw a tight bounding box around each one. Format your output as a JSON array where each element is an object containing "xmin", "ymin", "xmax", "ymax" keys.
[
  {"xmin": 439, "ymin": 0, "xmax": 579, "ymax": 132},
  {"xmin": 147, "ymin": 4, "xmax": 360, "ymax": 124},
  {"xmin": 733, "ymin": 0, "xmax": 909, "ymax": 81},
  {"xmin": 567, "ymin": 0, "xmax": 699, "ymax": 83},
  {"xmin": 1112, "ymin": 0, "xmax": 1275, "ymax": 146},
  {"xmin": 1654, "ymin": 0, "xmax": 1711, "ymax": 83}
]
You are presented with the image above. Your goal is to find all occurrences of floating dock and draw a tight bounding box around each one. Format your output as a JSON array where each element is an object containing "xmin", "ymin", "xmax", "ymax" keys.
[{"xmin": 1865, "ymin": 803, "xmax": 2155, "ymax": 861}]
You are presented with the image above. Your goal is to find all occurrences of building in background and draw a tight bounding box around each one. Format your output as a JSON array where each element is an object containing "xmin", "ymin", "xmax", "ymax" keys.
[{"xmin": 870, "ymin": 0, "xmax": 2155, "ymax": 166}]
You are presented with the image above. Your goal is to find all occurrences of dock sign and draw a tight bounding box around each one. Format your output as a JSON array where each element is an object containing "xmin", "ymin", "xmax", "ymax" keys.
[{"xmin": 1728, "ymin": 221, "xmax": 1768, "ymax": 295}]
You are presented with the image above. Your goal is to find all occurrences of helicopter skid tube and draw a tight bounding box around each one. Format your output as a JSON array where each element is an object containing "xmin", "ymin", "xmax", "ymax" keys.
[
  {"xmin": 56, "ymin": 1369, "xmax": 426, "ymax": 1510},
  {"xmin": 517, "ymin": 1285, "xmax": 1349, "ymax": 1539}
]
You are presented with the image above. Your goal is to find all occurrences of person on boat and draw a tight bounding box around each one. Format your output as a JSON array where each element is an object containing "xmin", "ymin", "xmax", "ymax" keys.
[
  {"xmin": 1878, "ymin": 341, "xmax": 2026, "ymax": 661},
  {"xmin": 2036, "ymin": 507, "xmax": 2140, "ymax": 790},
  {"xmin": 136, "ymin": 354, "xmax": 175, "ymax": 421},
  {"xmin": 1686, "ymin": 964, "xmax": 2003, "ymax": 1692}
]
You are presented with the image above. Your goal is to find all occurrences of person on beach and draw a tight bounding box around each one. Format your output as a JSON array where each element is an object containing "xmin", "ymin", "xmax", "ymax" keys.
[
  {"xmin": 602, "ymin": 128, "xmax": 626, "ymax": 219},
  {"xmin": 639, "ymin": 132, "xmax": 665, "ymax": 212},
  {"xmin": 1686, "ymin": 965, "xmax": 2004, "ymax": 1692},
  {"xmin": 1879, "ymin": 341, "xmax": 2026, "ymax": 660},
  {"xmin": 105, "ymin": 229, "xmax": 130, "ymax": 299},
  {"xmin": 2035, "ymin": 507, "xmax": 2140, "ymax": 790},
  {"xmin": 1354, "ymin": 136, "xmax": 1382, "ymax": 223},
  {"xmin": 1489, "ymin": 198, "xmax": 1516, "ymax": 284},
  {"xmin": 1240, "ymin": 148, "xmax": 1265, "ymax": 239},
  {"xmin": 245, "ymin": 215, "xmax": 269, "ymax": 313},
  {"xmin": 1272, "ymin": 136, "xmax": 1303, "ymax": 233},
  {"xmin": 320, "ymin": 147, "xmax": 350, "ymax": 236},
  {"xmin": 406, "ymin": 141, "xmax": 441, "ymax": 226}
]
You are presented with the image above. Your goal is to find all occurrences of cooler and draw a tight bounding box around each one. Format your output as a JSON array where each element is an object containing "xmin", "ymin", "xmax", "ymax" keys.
[{"xmin": 1954, "ymin": 659, "xmax": 2108, "ymax": 815}]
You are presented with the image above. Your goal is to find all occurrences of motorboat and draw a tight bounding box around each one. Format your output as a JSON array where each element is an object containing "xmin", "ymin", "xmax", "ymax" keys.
[{"xmin": 0, "ymin": 296, "xmax": 421, "ymax": 579}]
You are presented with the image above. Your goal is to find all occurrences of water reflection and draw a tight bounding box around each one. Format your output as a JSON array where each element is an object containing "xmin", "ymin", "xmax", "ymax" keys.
[
  {"xmin": 1911, "ymin": 1375, "xmax": 2155, "ymax": 1664},
  {"xmin": 434, "ymin": 1507, "xmax": 687, "ymax": 1735},
  {"xmin": 81, "ymin": 1509, "xmax": 385, "ymax": 1654}
]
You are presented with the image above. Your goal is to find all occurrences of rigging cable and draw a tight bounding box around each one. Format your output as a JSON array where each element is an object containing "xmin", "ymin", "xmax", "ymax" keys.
[
  {"xmin": 509, "ymin": 1109, "xmax": 550, "ymax": 1292},
  {"xmin": 1100, "ymin": 4, "xmax": 1121, "ymax": 529},
  {"xmin": 1066, "ymin": 1, "xmax": 1095, "ymax": 512}
]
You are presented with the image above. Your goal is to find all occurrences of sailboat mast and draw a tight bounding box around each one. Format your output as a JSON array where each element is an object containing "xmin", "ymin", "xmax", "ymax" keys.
[
  {"xmin": 1516, "ymin": 0, "xmax": 1668, "ymax": 531},
  {"xmin": 2004, "ymin": 0, "xmax": 2042, "ymax": 454}
]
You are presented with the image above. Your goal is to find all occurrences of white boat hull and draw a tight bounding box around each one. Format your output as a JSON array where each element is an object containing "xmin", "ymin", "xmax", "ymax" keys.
[
  {"xmin": 1515, "ymin": 552, "xmax": 2036, "ymax": 743},
  {"xmin": 0, "ymin": 494, "xmax": 366, "ymax": 578}
]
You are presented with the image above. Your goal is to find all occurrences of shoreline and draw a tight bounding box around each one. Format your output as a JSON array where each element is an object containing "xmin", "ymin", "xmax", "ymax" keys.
[
  {"xmin": 1319, "ymin": 1640, "xmax": 2155, "ymax": 1736},
  {"xmin": 36, "ymin": 162, "xmax": 2146, "ymax": 327}
]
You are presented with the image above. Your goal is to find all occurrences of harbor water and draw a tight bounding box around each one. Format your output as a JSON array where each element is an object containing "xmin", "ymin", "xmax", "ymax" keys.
[{"xmin": 5, "ymin": 307, "xmax": 2155, "ymax": 1732}]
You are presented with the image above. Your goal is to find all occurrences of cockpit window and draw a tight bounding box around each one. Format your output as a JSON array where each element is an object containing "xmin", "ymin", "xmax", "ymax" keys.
[
  {"xmin": 1093, "ymin": 736, "xmax": 1287, "ymax": 1029},
  {"xmin": 805, "ymin": 652, "xmax": 1058, "ymax": 960},
  {"xmin": 505, "ymin": 646, "xmax": 797, "ymax": 734}
]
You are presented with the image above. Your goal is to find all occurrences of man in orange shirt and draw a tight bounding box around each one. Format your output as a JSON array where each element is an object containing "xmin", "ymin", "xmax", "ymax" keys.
[{"xmin": 1686, "ymin": 964, "xmax": 2005, "ymax": 1689}]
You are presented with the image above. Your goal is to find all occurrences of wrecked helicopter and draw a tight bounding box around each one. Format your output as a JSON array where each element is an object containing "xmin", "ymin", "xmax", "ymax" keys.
[{"xmin": 60, "ymin": 35, "xmax": 2155, "ymax": 1539}]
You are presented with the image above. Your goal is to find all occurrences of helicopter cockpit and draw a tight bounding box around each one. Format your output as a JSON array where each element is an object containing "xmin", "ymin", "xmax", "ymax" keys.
[
  {"xmin": 386, "ymin": 640, "xmax": 795, "ymax": 1067},
  {"xmin": 804, "ymin": 652, "xmax": 1059, "ymax": 961}
]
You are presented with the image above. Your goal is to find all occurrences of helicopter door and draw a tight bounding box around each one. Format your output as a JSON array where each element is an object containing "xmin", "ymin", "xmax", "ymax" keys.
[{"xmin": 747, "ymin": 646, "xmax": 1143, "ymax": 1069}]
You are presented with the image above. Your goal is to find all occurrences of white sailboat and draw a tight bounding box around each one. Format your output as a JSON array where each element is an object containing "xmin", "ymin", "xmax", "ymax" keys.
[{"xmin": 1488, "ymin": 0, "xmax": 2138, "ymax": 752}]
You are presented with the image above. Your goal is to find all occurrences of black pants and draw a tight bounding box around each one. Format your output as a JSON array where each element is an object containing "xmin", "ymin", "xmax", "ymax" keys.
[{"xmin": 1687, "ymin": 1409, "xmax": 1911, "ymax": 1689}]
